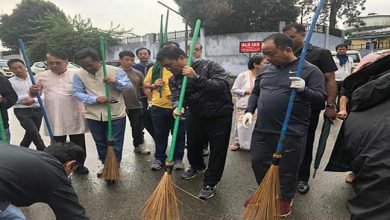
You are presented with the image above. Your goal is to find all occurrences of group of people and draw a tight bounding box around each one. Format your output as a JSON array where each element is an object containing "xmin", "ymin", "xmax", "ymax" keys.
[{"xmin": 0, "ymin": 22, "xmax": 381, "ymax": 219}]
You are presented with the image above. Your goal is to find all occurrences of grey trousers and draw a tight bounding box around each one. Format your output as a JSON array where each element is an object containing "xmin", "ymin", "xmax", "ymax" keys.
[{"xmin": 250, "ymin": 131, "xmax": 306, "ymax": 199}]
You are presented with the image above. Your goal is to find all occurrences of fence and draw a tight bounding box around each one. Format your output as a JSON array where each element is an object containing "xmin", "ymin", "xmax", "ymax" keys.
[{"xmin": 349, "ymin": 40, "xmax": 390, "ymax": 50}]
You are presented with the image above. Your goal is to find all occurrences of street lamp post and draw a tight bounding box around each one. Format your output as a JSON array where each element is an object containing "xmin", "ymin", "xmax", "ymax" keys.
[{"xmin": 157, "ymin": 1, "xmax": 189, "ymax": 51}]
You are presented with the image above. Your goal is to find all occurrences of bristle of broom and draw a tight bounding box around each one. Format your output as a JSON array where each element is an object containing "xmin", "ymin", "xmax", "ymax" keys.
[
  {"xmin": 101, "ymin": 146, "xmax": 120, "ymax": 181},
  {"xmin": 141, "ymin": 172, "xmax": 179, "ymax": 220},
  {"xmin": 242, "ymin": 164, "xmax": 281, "ymax": 220}
]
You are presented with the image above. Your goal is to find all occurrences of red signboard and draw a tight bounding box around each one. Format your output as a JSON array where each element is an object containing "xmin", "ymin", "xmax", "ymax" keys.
[{"xmin": 239, "ymin": 41, "xmax": 262, "ymax": 53}]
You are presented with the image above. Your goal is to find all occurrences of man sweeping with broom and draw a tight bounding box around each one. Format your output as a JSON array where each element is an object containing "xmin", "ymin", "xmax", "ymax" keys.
[
  {"xmin": 243, "ymin": 33, "xmax": 326, "ymax": 217},
  {"xmin": 72, "ymin": 48, "xmax": 131, "ymax": 181}
]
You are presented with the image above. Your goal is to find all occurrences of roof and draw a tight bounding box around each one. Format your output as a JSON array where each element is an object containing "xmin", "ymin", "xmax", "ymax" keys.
[
  {"xmin": 349, "ymin": 27, "xmax": 390, "ymax": 40},
  {"xmin": 360, "ymin": 14, "xmax": 390, "ymax": 19}
]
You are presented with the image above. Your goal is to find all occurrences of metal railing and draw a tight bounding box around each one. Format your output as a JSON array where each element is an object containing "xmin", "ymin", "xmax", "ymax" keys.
[
  {"xmin": 123, "ymin": 30, "xmax": 190, "ymax": 45},
  {"xmin": 349, "ymin": 41, "xmax": 390, "ymax": 50}
]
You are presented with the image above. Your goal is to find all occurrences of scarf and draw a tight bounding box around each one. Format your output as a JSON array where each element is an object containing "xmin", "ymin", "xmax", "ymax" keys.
[{"xmin": 337, "ymin": 54, "xmax": 349, "ymax": 66}]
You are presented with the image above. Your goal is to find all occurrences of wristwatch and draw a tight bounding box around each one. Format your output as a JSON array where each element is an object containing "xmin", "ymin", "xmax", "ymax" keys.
[
  {"xmin": 194, "ymin": 73, "xmax": 201, "ymax": 79},
  {"xmin": 326, "ymin": 104, "xmax": 337, "ymax": 109}
]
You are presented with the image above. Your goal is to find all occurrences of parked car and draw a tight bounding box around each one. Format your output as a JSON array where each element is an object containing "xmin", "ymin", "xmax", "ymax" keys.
[
  {"xmin": 0, "ymin": 60, "xmax": 14, "ymax": 78},
  {"xmin": 331, "ymin": 50, "xmax": 362, "ymax": 71},
  {"xmin": 105, "ymin": 60, "xmax": 121, "ymax": 67},
  {"xmin": 31, "ymin": 61, "xmax": 80, "ymax": 74}
]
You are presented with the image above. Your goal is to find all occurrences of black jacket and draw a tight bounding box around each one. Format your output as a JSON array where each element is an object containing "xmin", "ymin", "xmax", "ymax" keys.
[
  {"xmin": 0, "ymin": 144, "xmax": 88, "ymax": 219},
  {"xmin": 0, "ymin": 76, "xmax": 17, "ymax": 129},
  {"xmin": 344, "ymin": 71, "xmax": 390, "ymax": 220},
  {"xmin": 169, "ymin": 59, "xmax": 233, "ymax": 119}
]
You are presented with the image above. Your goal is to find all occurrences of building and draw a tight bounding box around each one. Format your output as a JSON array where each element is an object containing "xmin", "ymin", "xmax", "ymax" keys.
[{"xmin": 348, "ymin": 13, "xmax": 390, "ymax": 55}]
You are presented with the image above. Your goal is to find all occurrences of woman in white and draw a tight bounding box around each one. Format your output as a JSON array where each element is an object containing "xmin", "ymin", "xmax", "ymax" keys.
[{"xmin": 230, "ymin": 55, "xmax": 268, "ymax": 151}]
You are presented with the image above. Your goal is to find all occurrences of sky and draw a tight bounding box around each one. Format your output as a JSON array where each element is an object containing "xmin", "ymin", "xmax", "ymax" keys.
[
  {"xmin": 0, "ymin": 0, "xmax": 388, "ymax": 50},
  {"xmin": 2, "ymin": 0, "xmax": 387, "ymax": 35},
  {"xmin": 1, "ymin": 0, "xmax": 186, "ymax": 35}
]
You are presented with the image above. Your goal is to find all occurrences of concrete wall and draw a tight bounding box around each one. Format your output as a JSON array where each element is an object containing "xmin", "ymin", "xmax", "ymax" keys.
[
  {"xmin": 361, "ymin": 15, "xmax": 390, "ymax": 28},
  {"xmin": 108, "ymin": 30, "xmax": 343, "ymax": 76}
]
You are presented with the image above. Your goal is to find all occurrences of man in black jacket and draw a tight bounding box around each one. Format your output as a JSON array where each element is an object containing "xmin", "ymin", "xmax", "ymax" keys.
[
  {"xmin": 0, "ymin": 75, "xmax": 18, "ymax": 143},
  {"xmin": 0, "ymin": 142, "xmax": 88, "ymax": 220},
  {"xmin": 157, "ymin": 45, "xmax": 233, "ymax": 199}
]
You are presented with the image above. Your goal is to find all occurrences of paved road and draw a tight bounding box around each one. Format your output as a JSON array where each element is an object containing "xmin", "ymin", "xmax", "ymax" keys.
[{"xmin": 6, "ymin": 111, "xmax": 351, "ymax": 220}]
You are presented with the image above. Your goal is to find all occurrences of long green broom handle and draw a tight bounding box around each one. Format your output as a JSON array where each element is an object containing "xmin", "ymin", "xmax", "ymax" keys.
[
  {"xmin": 159, "ymin": 14, "xmax": 164, "ymax": 48},
  {"xmin": 0, "ymin": 107, "xmax": 6, "ymax": 144},
  {"xmin": 163, "ymin": 9, "xmax": 169, "ymax": 42},
  {"xmin": 99, "ymin": 36, "xmax": 113, "ymax": 140},
  {"xmin": 168, "ymin": 19, "xmax": 202, "ymax": 163},
  {"xmin": 275, "ymin": 0, "xmax": 325, "ymax": 154}
]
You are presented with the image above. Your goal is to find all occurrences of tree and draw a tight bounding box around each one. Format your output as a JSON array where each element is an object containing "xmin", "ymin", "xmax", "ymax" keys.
[
  {"xmin": 0, "ymin": 0, "xmax": 66, "ymax": 51},
  {"xmin": 298, "ymin": 0, "xmax": 366, "ymax": 30},
  {"xmin": 27, "ymin": 14, "xmax": 130, "ymax": 62},
  {"xmin": 174, "ymin": 0, "xmax": 299, "ymax": 35}
]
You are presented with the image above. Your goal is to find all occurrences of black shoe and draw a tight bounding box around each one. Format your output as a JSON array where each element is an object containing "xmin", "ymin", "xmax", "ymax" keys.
[
  {"xmin": 181, "ymin": 167, "xmax": 198, "ymax": 180},
  {"xmin": 297, "ymin": 181, "xmax": 310, "ymax": 194},
  {"xmin": 74, "ymin": 165, "xmax": 89, "ymax": 175},
  {"xmin": 198, "ymin": 185, "xmax": 217, "ymax": 199},
  {"xmin": 181, "ymin": 166, "xmax": 206, "ymax": 180}
]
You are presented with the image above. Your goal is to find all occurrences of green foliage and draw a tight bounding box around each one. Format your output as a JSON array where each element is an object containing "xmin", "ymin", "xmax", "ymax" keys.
[
  {"xmin": 298, "ymin": 0, "xmax": 367, "ymax": 30},
  {"xmin": 27, "ymin": 14, "xmax": 130, "ymax": 62},
  {"xmin": 174, "ymin": 0, "xmax": 299, "ymax": 35},
  {"xmin": 0, "ymin": 0, "xmax": 131, "ymax": 62},
  {"xmin": 0, "ymin": 0, "xmax": 66, "ymax": 51}
]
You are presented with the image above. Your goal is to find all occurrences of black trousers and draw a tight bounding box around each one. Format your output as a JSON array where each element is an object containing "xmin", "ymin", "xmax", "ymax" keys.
[
  {"xmin": 14, "ymin": 108, "xmax": 46, "ymax": 151},
  {"xmin": 141, "ymin": 97, "xmax": 155, "ymax": 140},
  {"xmin": 53, "ymin": 134, "xmax": 86, "ymax": 165},
  {"xmin": 187, "ymin": 113, "xmax": 232, "ymax": 186},
  {"xmin": 250, "ymin": 131, "xmax": 306, "ymax": 199},
  {"xmin": 126, "ymin": 108, "xmax": 144, "ymax": 147},
  {"xmin": 298, "ymin": 109, "xmax": 321, "ymax": 182}
]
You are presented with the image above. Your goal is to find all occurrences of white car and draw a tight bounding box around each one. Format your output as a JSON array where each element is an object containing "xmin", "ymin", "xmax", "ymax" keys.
[
  {"xmin": 0, "ymin": 60, "xmax": 14, "ymax": 78},
  {"xmin": 31, "ymin": 61, "xmax": 80, "ymax": 74}
]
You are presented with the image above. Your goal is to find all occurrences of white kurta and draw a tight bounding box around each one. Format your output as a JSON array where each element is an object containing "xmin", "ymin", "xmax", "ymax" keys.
[
  {"xmin": 36, "ymin": 70, "xmax": 88, "ymax": 136},
  {"xmin": 231, "ymin": 71, "xmax": 257, "ymax": 150}
]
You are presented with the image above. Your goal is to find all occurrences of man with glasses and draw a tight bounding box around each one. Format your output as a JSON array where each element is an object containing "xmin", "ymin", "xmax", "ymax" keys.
[
  {"xmin": 30, "ymin": 51, "xmax": 89, "ymax": 174},
  {"xmin": 72, "ymin": 48, "xmax": 131, "ymax": 176}
]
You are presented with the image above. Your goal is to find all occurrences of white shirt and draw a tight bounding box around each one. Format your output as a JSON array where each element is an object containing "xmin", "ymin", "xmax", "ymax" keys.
[
  {"xmin": 231, "ymin": 70, "xmax": 256, "ymax": 109},
  {"xmin": 333, "ymin": 56, "xmax": 353, "ymax": 82},
  {"xmin": 8, "ymin": 75, "xmax": 40, "ymax": 109},
  {"xmin": 36, "ymin": 70, "xmax": 88, "ymax": 136}
]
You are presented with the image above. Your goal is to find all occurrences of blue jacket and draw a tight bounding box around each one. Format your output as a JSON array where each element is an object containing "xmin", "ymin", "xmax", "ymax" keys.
[{"xmin": 133, "ymin": 62, "xmax": 154, "ymax": 76}]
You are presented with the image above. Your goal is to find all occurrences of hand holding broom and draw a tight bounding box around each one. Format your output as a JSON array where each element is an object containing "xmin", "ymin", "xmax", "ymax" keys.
[
  {"xmin": 18, "ymin": 39, "xmax": 55, "ymax": 143},
  {"xmin": 99, "ymin": 36, "xmax": 120, "ymax": 183},
  {"xmin": 141, "ymin": 19, "xmax": 202, "ymax": 220},
  {"xmin": 242, "ymin": 0, "xmax": 326, "ymax": 219}
]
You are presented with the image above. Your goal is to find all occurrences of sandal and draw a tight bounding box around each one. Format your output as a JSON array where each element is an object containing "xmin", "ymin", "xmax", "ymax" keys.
[{"xmin": 230, "ymin": 143, "xmax": 240, "ymax": 151}]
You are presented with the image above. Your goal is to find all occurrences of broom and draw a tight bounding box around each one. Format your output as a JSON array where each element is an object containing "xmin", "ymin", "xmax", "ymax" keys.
[
  {"xmin": 152, "ymin": 11, "xmax": 169, "ymax": 98},
  {"xmin": 99, "ymin": 36, "xmax": 120, "ymax": 182},
  {"xmin": 141, "ymin": 19, "xmax": 202, "ymax": 220},
  {"xmin": 18, "ymin": 39, "xmax": 55, "ymax": 143},
  {"xmin": 242, "ymin": 0, "xmax": 326, "ymax": 219},
  {"xmin": 0, "ymin": 105, "xmax": 6, "ymax": 144}
]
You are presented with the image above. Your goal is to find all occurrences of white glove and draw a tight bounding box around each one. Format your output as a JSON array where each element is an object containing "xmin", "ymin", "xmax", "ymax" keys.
[
  {"xmin": 242, "ymin": 112, "xmax": 253, "ymax": 128},
  {"xmin": 289, "ymin": 77, "xmax": 305, "ymax": 92}
]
